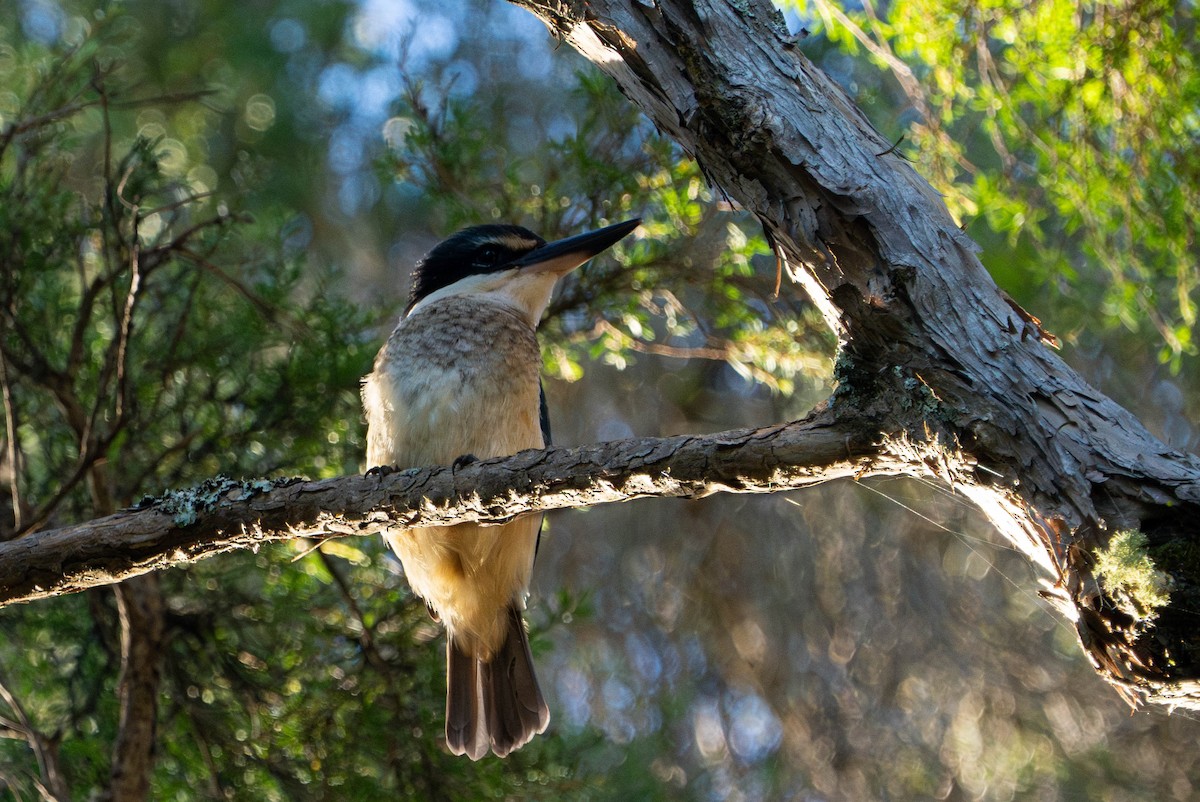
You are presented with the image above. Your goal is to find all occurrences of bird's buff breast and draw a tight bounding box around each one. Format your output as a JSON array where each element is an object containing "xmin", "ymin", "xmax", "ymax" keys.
[
  {"xmin": 364, "ymin": 297, "xmax": 543, "ymax": 464},
  {"xmin": 362, "ymin": 296, "xmax": 544, "ymax": 654}
]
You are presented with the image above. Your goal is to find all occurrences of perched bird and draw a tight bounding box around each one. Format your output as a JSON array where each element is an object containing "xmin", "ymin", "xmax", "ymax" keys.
[{"xmin": 362, "ymin": 218, "xmax": 640, "ymax": 760}]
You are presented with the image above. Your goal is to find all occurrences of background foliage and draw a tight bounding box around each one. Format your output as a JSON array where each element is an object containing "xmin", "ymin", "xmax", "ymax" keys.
[
  {"xmin": 0, "ymin": 0, "xmax": 1197, "ymax": 799},
  {"xmin": 794, "ymin": 0, "xmax": 1199, "ymax": 371}
]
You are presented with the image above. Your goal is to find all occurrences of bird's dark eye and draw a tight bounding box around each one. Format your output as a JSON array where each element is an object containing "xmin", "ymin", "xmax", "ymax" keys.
[{"xmin": 475, "ymin": 246, "xmax": 502, "ymax": 268}]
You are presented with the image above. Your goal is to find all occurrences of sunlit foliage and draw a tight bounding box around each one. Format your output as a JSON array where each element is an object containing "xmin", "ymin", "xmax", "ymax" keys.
[
  {"xmin": 382, "ymin": 62, "xmax": 829, "ymax": 394},
  {"xmin": 792, "ymin": 0, "xmax": 1199, "ymax": 370},
  {"xmin": 0, "ymin": 1, "xmax": 810, "ymax": 797}
]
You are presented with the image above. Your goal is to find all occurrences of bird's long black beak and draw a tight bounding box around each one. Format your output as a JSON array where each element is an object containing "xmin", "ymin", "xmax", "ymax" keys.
[{"xmin": 511, "ymin": 218, "xmax": 641, "ymax": 275}]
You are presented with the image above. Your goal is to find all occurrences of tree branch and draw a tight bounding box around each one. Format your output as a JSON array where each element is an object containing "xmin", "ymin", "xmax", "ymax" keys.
[
  {"xmin": 0, "ymin": 670, "xmax": 70, "ymax": 801},
  {"xmin": 0, "ymin": 414, "xmax": 890, "ymax": 606}
]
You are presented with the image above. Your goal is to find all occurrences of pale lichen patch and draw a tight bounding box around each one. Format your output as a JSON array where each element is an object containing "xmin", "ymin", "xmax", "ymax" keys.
[{"xmin": 140, "ymin": 476, "xmax": 297, "ymax": 528}]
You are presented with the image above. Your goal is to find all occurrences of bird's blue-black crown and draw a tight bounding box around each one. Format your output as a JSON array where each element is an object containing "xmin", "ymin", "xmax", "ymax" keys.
[{"xmin": 407, "ymin": 225, "xmax": 545, "ymax": 312}]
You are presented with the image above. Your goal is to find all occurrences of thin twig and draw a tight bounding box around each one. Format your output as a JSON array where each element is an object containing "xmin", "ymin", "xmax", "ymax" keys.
[
  {"xmin": 0, "ymin": 671, "xmax": 70, "ymax": 801},
  {"xmin": 0, "ymin": 351, "xmax": 23, "ymax": 534}
]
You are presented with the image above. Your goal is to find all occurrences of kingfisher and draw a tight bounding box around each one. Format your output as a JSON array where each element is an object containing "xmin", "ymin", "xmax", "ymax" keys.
[{"xmin": 362, "ymin": 217, "xmax": 641, "ymax": 760}]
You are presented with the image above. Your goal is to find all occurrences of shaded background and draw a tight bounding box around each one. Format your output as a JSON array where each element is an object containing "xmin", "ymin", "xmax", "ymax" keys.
[{"xmin": 1, "ymin": 0, "xmax": 1198, "ymax": 798}]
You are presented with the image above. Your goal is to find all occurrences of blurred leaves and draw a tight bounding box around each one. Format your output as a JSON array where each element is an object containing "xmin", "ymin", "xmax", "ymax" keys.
[
  {"xmin": 385, "ymin": 66, "xmax": 831, "ymax": 394},
  {"xmin": 793, "ymin": 0, "xmax": 1199, "ymax": 370},
  {"xmin": 0, "ymin": 2, "xmax": 817, "ymax": 797},
  {"xmin": 0, "ymin": 5, "xmax": 459, "ymax": 798}
]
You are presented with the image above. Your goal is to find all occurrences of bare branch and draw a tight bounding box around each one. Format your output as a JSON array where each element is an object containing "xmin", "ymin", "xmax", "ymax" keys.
[
  {"xmin": 0, "ymin": 414, "xmax": 887, "ymax": 606},
  {"xmin": 0, "ymin": 351, "xmax": 25, "ymax": 534},
  {"xmin": 500, "ymin": 0, "xmax": 1200, "ymax": 708}
]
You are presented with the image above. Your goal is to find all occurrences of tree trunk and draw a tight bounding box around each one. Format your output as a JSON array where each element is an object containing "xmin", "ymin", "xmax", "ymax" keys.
[
  {"xmin": 103, "ymin": 574, "xmax": 164, "ymax": 802},
  {"xmin": 501, "ymin": 0, "xmax": 1200, "ymax": 706}
]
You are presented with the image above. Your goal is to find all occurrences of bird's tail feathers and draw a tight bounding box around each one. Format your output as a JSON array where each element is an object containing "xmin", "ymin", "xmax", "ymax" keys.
[{"xmin": 445, "ymin": 604, "xmax": 549, "ymax": 760}]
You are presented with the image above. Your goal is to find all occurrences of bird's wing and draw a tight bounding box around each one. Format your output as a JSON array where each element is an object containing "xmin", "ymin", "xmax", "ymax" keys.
[
  {"xmin": 538, "ymin": 380, "xmax": 551, "ymax": 447},
  {"xmin": 535, "ymin": 381, "xmax": 552, "ymax": 561}
]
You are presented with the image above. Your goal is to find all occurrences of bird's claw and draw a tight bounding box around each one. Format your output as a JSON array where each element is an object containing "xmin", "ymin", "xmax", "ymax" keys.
[{"xmin": 452, "ymin": 453, "xmax": 479, "ymax": 470}]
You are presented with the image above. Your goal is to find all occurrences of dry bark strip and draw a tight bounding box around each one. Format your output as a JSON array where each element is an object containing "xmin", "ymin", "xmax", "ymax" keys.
[{"xmin": 503, "ymin": 0, "xmax": 1200, "ymax": 707}]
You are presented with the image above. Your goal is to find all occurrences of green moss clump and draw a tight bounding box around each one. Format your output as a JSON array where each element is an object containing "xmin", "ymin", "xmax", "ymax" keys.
[{"xmin": 1095, "ymin": 530, "xmax": 1171, "ymax": 622}]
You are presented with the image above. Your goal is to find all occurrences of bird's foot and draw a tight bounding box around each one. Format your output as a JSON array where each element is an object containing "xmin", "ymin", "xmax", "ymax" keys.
[
  {"xmin": 365, "ymin": 464, "xmax": 397, "ymax": 478},
  {"xmin": 452, "ymin": 453, "xmax": 479, "ymax": 471}
]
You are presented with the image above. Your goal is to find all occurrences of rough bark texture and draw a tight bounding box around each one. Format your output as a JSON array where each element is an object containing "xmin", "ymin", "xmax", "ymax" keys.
[
  {"xmin": 0, "ymin": 414, "xmax": 887, "ymax": 605},
  {"xmin": 505, "ymin": 0, "xmax": 1200, "ymax": 706},
  {"xmin": 103, "ymin": 575, "xmax": 163, "ymax": 802}
]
